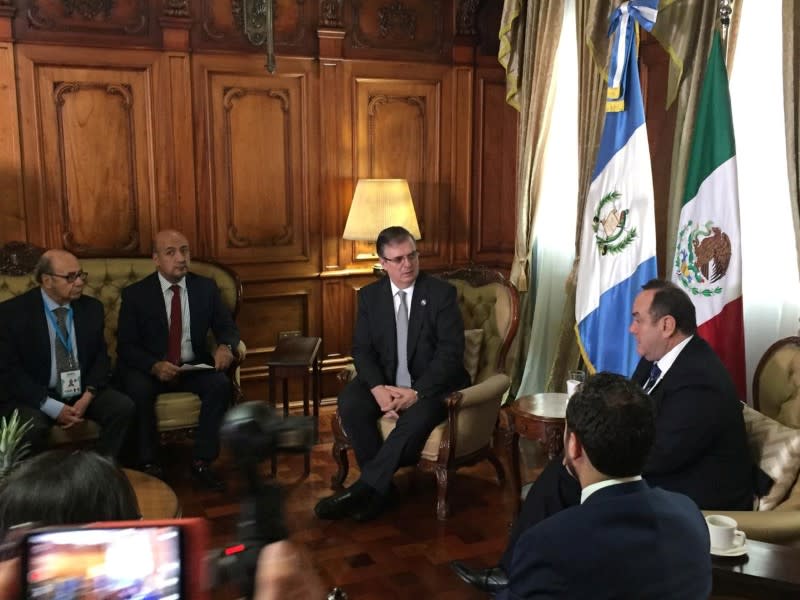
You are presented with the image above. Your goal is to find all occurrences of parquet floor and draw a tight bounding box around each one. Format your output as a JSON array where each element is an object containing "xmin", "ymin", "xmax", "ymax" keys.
[{"xmin": 159, "ymin": 403, "xmax": 522, "ymax": 599}]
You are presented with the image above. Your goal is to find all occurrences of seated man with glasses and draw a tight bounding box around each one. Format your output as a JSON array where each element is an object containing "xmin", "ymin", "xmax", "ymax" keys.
[
  {"xmin": 314, "ymin": 226, "xmax": 470, "ymax": 521},
  {"xmin": 0, "ymin": 249, "xmax": 134, "ymax": 458}
]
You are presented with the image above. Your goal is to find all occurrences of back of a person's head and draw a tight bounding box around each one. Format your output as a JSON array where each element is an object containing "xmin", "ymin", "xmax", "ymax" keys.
[
  {"xmin": 641, "ymin": 279, "xmax": 697, "ymax": 335},
  {"xmin": 566, "ymin": 372, "xmax": 656, "ymax": 477},
  {"xmin": 0, "ymin": 450, "xmax": 140, "ymax": 533}
]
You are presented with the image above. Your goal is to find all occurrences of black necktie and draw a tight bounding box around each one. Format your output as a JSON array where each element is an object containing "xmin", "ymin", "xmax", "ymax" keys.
[{"xmin": 643, "ymin": 363, "xmax": 662, "ymax": 393}]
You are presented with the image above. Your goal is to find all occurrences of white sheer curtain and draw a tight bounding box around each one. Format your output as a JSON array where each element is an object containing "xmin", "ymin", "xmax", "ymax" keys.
[
  {"xmin": 729, "ymin": 1, "xmax": 800, "ymax": 401},
  {"xmin": 516, "ymin": 0, "xmax": 579, "ymax": 396}
]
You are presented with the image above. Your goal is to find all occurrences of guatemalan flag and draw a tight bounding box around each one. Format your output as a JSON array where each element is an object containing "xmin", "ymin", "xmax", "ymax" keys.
[{"xmin": 575, "ymin": 0, "xmax": 658, "ymax": 376}]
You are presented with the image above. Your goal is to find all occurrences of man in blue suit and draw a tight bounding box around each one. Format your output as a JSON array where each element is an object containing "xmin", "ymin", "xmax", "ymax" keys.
[
  {"xmin": 116, "ymin": 230, "xmax": 240, "ymax": 490},
  {"xmin": 495, "ymin": 372, "xmax": 711, "ymax": 599},
  {"xmin": 314, "ymin": 226, "xmax": 469, "ymax": 522}
]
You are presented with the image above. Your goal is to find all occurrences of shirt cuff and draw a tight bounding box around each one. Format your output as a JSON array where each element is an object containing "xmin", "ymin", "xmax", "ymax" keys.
[{"xmin": 41, "ymin": 397, "xmax": 66, "ymax": 420}]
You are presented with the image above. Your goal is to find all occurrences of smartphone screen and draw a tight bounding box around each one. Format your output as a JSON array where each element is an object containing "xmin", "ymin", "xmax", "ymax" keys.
[{"xmin": 23, "ymin": 525, "xmax": 183, "ymax": 599}]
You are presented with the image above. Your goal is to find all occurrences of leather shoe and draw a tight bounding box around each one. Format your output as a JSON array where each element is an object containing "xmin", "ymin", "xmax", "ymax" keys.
[
  {"xmin": 450, "ymin": 561, "xmax": 509, "ymax": 592},
  {"xmin": 191, "ymin": 461, "xmax": 225, "ymax": 492},
  {"xmin": 314, "ymin": 484, "xmax": 370, "ymax": 520},
  {"xmin": 351, "ymin": 492, "xmax": 390, "ymax": 522}
]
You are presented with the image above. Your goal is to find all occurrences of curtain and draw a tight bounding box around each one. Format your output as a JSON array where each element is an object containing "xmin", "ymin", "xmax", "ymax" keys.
[
  {"xmin": 501, "ymin": 0, "xmax": 564, "ymax": 291},
  {"xmin": 785, "ymin": 0, "xmax": 800, "ymax": 275}
]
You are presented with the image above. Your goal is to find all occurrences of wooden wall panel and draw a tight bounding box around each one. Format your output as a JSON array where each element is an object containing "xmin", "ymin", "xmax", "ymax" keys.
[
  {"xmin": 192, "ymin": 54, "xmax": 320, "ymax": 276},
  {"xmin": 472, "ymin": 66, "xmax": 517, "ymax": 265},
  {"xmin": 0, "ymin": 40, "xmax": 25, "ymax": 242}
]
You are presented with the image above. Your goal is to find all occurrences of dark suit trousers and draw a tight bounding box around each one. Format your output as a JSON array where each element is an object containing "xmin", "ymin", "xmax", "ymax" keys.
[
  {"xmin": 500, "ymin": 452, "xmax": 580, "ymax": 570},
  {"xmin": 120, "ymin": 368, "xmax": 231, "ymax": 464},
  {"xmin": 338, "ymin": 378, "xmax": 448, "ymax": 495},
  {"xmin": 1, "ymin": 388, "xmax": 134, "ymax": 458}
]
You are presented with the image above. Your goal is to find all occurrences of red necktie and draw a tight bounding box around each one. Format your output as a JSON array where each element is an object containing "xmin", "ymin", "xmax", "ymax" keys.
[{"xmin": 167, "ymin": 284, "xmax": 182, "ymax": 365}]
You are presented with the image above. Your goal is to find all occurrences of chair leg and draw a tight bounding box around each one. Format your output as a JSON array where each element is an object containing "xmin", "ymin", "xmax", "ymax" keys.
[
  {"xmin": 330, "ymin": 440, "xmax": 350, "ymax": 490},
  {"xmin": 434, "ymin": 466, "xmax": 453, "ymax": 521},
  {"xmin": 488, "ymin": 450, "xmax": 506, "ymax": 485}
]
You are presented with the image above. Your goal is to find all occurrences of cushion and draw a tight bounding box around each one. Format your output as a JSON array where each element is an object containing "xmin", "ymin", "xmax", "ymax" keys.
[
  {"xmin": 743, "ymin": 405, "xmax": 800, "ymax": 510},
  {"xmin": 463, "ymin": 329, "xmax": 484, "ymax": 384}
]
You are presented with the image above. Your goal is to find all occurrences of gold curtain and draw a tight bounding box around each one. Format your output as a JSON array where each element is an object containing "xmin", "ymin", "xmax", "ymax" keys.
[
  {"xmin": 500, "ymin": 0, "xmax": 564, "ymax": 292},
  {"xmin": 545, "ymin": 0, "xmax": 611, "ymax": 391},
  {"xmin": 784, "ymin": 0, "xmax": 800, "ymax": 273}
]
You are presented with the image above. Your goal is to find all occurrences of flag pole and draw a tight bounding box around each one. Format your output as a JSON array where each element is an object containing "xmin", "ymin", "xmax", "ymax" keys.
[{"xmin": 718, "ymin": 0, "xmax": 733, "ymax": 63}]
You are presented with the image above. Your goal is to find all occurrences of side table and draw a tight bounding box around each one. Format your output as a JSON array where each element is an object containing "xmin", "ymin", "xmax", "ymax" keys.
[
  {"xmin": 711, "ymin": 539, "xmax": 800, "ymax": 599},
  {"xmin": 266, "ymin": 336, "xmax": 322, "ymax": 475},
  {"xmin": 506, "ymin": 393, "xmax": 568, "ymax": 514},
  {"xmin": 123, "ymin": 468, "xmax": 181, "ymax": 519}
]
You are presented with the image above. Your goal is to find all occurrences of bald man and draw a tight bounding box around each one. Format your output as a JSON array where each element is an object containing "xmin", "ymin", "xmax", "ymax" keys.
[
  {"xmin": 0, "ymin": 250, "xmax": 134, "ymax": 457},
  {"xmin": 116, "ymin": 230, "xmax": 239, "ymax": 491}
]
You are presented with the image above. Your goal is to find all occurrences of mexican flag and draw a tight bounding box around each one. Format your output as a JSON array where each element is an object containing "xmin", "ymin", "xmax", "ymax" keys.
[{"xmin": 672, "ymin": 30, "xmax": 746, "ymax": 399}]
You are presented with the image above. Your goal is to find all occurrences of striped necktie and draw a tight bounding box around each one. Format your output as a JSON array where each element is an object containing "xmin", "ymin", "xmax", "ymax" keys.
[
  {"xmin": 395, "ymin": 291, "xmax": 411, "ymax": 387},
  {"xmin": 643, "ymin": 363, "xmax": 662, "ymax": 393}
]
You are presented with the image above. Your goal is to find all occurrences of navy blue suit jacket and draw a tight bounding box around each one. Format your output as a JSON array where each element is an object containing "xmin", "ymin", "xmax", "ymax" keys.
[
  {"xmin": 351, "ymin": 272, "xmax": 469, "ymax": 401},
  {"xmin": 498, "ymin": 480, "xmax": 711, "ymax": 600},
  {"xmin": 0, "ymin": 287, "xmax": 111, "ymax": 408},
  {"xmin": 634, "ymin": 335, "xmax": 754, "ymax": 510},
  {"xmin": 116, "ymin": 272, "xmax": 239, "ymax": 374}
]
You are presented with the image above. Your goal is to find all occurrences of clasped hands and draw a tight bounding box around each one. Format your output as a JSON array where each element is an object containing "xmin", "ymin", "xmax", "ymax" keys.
[
  {"xmin": 151, "ymin": 345, "xmax": 235, "ymax": 382},
  {"xmin": 371, "ymin": 384, "xmax": 417, "ymax": 419},
  {"xmin": 56, "ymin": 390, "xmax": 94, "ymax": 429}
]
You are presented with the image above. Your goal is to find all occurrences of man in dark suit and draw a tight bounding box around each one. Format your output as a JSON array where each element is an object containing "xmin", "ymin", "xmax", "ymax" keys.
[
  {"xmin": 116, "ymin": 230, "xmax": 240, "ymax": 490},
  {"xmin": 454, "ymin": 278, "xmax": 753, "ymax": 592},
  {"xmin": 0, "ymin": 249, "xmax": 134, "ymax": 457},
  {"xmin": 494, "ymin": 372, "xmax": 711, "ymax": 599},
  {"xmin": 314, "ymin": 226, "xmax": 469, "ymax": 522}
]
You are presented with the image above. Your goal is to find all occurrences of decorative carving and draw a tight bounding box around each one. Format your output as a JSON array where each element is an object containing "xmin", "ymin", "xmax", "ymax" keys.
[
  {"xmin": 222, "ymin": 87, "xmax": 294, "ymax": 248},
  {"xmin": 162, "ymin": 0, "xmax": 189, "ymax": 18},
  {"xmin": 319, "ymin": 0, "xmax": 342, "ymax": 28},
  {"xmin": 377, "ymin": 1, "xmax": 415, "ymax": 39},
  {"xmin": 53, "ymin": 82, "xmax": 141, "ymax": 255},
  {"xmin": 456, "ymin": 0, "xmax": 480, "ymax": 36},
  {"xmin": 63, "ymin": 0, "xmax": 115, "ymax": 20},
  {"xmin": 202, "ymin": 0, "xmax": 307, "ymax": 48}
]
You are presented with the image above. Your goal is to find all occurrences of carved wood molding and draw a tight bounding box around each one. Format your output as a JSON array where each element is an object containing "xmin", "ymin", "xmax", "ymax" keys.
[
  {"xmin": 352, "ymin": 0, "xmax": 442, "ymax": 52},
  {"xmin": 203, "ymin": 0, "xmax": 307, "ymax": 47},
  {"xmin": 27, "ymin": 0, "xmax": 148, "ymax": 35},
  {"xmin": 53, "ymin": 82, "xmax": 140, "ymax": 255},
  {"xmin": 162, "ymin": 0, "xmax": 189, "ymax": 18},
  {"xmin": 456, "ymin": 0, "xmax": 480, "ymax": 36},
  {"xmin": 222, "ymin": 86, "xmax": 294, "ymax": 249},
  {"xmin": 319, "ymin": 0, "xmax": 342, "ymax": 28}
]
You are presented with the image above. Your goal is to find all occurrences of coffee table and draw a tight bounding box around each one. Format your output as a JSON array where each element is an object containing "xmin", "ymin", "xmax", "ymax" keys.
[
  {"xmin": 711, "ymin": 539, "xmax": 800, "ymax": 599},
  {"xmin": 505, "ymin": 393, "xmax": 568, "ymax": 514},
  {"xmin": 123, "ymin": 469, "xmax": 181, "ymax": 519}
]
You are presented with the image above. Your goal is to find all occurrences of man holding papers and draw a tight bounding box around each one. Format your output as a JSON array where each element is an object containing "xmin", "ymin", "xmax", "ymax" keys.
[{"xmin": 117, "ymin": 229, "xmax": 239, "ymax": 490}]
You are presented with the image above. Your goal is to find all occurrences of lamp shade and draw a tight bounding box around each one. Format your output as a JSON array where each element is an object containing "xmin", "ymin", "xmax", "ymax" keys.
[{"xmin": 342, "ymin": 179, "xmax": 422, "ymax": 241}]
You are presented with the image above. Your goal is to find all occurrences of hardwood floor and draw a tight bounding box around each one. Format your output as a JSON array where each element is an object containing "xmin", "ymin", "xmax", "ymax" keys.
[{"xmin": 160, "ymin": 404, "xmax": 517, "ymax": 599}]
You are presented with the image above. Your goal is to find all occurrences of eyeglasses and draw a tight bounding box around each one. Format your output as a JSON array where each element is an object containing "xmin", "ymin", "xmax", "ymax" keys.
[
  {"xmin": 47, "ymin": 270, "xmax": 89, "ymax": 283},
  {"xmin": 381, "ymin": 251, "xmax": 419, "ymax": 266}
]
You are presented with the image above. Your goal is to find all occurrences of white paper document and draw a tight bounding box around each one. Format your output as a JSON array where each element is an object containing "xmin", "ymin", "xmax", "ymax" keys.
[{"xmin": 178, "ymin": 363, "xmax": 215, "ymax": 372}]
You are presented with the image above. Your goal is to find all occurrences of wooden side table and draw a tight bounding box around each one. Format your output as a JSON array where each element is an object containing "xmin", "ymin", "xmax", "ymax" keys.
[
  {"xmin": 506, "ymin": 393, "xmax": 568, "ymax": 514},
  {"xmin": 123, "ymin": 468, "xmax": 181, "ymax": 519},
  {"xmin": 711, "ymin": 539, "xmax": 800, "ymax": 599},
  {"xmin": 266, "ymin": 336, "xmax": 322, "ymax": 475}
]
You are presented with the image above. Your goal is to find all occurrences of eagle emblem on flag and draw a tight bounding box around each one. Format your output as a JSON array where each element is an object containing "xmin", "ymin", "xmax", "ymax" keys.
[{"xmin": 675, "ymin": 220, "xmax": 731, "ymax": 297}]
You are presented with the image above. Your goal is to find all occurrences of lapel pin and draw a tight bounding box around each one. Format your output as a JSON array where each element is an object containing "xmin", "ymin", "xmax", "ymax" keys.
[{"xmin": 420, "ymin": 299, "xmax": 427, "ymax": 306}]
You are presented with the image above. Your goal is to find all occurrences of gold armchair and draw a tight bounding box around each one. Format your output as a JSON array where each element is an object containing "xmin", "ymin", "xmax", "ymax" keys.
[{"xmin": 331, "ymin": 266, "xmax": 520, "ymax": 520}]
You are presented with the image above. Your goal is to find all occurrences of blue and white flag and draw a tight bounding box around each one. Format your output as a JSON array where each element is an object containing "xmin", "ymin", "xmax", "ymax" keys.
[{"xmin": 575, "ymin": 0, "xmax": 658, "ymax": 376}]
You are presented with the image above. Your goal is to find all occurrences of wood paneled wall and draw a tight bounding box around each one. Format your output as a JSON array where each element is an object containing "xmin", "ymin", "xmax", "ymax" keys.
[{"xmin": 0, "ymin": 0, "xmax": 519, "ymax": 400}]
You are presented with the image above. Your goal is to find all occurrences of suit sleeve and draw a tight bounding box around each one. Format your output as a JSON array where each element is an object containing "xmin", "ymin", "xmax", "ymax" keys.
[
  {"xmin": 411, "ymin": 283, "xmax": 466, "ymax": 400},
  {"xmin": 82, "ymin": 300, "xmax": 112, "ymax": 389},
  {"xmin": 208, "ymin": 280, "xmax": 239, "ymax": 350},
  {"xmin": 116, "ymin": 286, "xmax": 160, "ymax": 374},
  {"xmin": 497, "ymin": 527, "xmax": 568, "ymax": 599},
  {"xmin": 351, "ymin": 287, "xmax": 388, "ymax": 389},
  {"xmin": 0, "ymin": 301, "xmax": 47, "ymax": 409},
  {"xmin": 644, "ymin": 381, "xmax": 720, "ymax": 476}
]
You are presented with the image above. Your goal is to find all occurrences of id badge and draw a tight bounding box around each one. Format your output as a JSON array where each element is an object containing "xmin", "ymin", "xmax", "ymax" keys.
[{"xmin": 58, "ymin": 369, "xmax": 82, "ymax": 399}]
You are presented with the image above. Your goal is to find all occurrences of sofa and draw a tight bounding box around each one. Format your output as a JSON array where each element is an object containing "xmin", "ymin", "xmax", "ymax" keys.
[
  {"xmin": 331, "ymin": 265, "xmax": 520, "ymax": 520},
  {"xmin": 703, "ymin": 336, "xmax": 800, "ymax": 546},
  {"xmin": 0, "ymin": 241, "xmax": 246, "ymax": 446}
]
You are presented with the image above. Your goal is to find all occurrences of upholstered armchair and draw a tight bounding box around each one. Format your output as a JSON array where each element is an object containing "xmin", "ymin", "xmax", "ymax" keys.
[
  {"xmin": 331, "ymin": 266, "xmax": 520, "ymax": 520},
  {"xmin": 702, "ymin": 337, "xmax": 800, "ymax": 546}
]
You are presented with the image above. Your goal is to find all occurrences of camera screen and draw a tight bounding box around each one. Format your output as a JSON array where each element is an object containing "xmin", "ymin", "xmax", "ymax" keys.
[{"xmin": 24, "ymin": 525, "xmax": 183, "ymax": 599}]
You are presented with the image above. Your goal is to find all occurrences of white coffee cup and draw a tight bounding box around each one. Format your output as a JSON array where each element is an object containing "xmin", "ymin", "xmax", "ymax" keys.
[
  {"xmin": 705, "ymin": 514, "xmax": 746, "ymax": 550},
  {"xmin": 566, "ymin": 370, "xmax": 586, "ymax": 399}
]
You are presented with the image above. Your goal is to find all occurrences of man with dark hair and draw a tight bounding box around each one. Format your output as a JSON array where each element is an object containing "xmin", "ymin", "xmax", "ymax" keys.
[
  {"xmin": 0, "ymin": 250, "xmax": 134, "ymax": 457},
  {"xmin": 116, "ymin": 230, "xmax": 240, "ymax": 490},
  {"xmin": 495, "ymin": 373, "xmax": 711, "ymax": 599},
  {"xmin": 314, "ymin": 226, "xmax": 469, "ymax": 521},
  {"xmin": 453, "ymin": 278, "xmax": 753, "ymax": 592}
]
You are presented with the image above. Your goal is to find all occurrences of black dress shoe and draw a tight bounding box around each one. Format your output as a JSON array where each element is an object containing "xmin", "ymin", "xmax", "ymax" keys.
[
  {"xmin": 314, "ymin": 484, "xmax": 370, "ymax": 520},
  {"xmin": 191, "ymin": 461, "xmax": 225, "ymax": 492},
  {"xmin": 351, "ymin": 492, "xmax": 389, "ymax": 522},
  {"xmin": 450, "ymin": 561, "xmax": 509, "ymax": 592}
]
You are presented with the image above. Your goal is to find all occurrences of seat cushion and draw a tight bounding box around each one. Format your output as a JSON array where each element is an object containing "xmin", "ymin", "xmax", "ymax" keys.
[
  {"xmin": 155, "ymin": 392, "xmax": 201, "ymax": 431},
  {"xmin": 743, "ymin": 405, "xmax": 800, "ymax": 510}
]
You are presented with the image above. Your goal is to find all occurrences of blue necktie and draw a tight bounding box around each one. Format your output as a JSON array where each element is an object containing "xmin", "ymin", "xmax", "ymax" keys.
[{"xmin": 643, "ymin": 363, "xmax": 661, "ymax": 393}]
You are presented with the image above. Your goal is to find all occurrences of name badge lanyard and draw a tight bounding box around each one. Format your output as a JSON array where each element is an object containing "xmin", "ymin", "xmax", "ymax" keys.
[{"xmin": 45, "ymin": 306, "xmax": 78, "ymax": 370}]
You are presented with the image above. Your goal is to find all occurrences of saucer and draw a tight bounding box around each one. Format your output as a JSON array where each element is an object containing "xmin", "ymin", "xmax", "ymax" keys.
[{"xmin": 710, "ymin": 543, "xmax": 747, "ymax": 557}]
